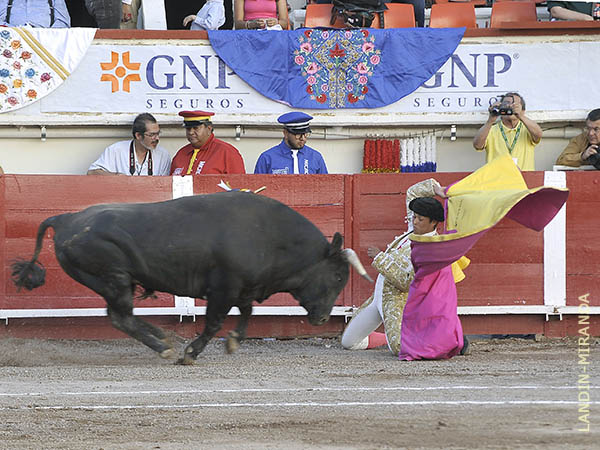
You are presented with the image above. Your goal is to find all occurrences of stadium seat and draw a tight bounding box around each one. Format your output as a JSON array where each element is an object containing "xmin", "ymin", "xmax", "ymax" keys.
[
  {"xmin": 433, "ymin": 0, "xmax": 488, "ymax": 5},
  {"xmin": 490, "ymin": 1, "xmax": 537, "ymax": 27},
  {"xmin": 383, "ymin": 3, "xmax": 416, "ymax": 28},
  {"xmin": 429, "ymin": 3, "xmax": 478, "ymax": 28},
  {"xmin": 305, "ymin": 4, "xmax": 346, "ymax": 28}
]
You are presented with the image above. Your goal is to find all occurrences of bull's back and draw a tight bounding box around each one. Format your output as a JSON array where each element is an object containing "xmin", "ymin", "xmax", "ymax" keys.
[{"xmin": 53, "ymin": 192, "xmax": 330, "ymax": 284}]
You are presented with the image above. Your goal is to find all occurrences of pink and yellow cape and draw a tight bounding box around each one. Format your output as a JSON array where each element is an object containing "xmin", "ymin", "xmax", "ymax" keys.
[{"xmin": 399, "ymin": 155, "xmax": 569, "ymax": 360}]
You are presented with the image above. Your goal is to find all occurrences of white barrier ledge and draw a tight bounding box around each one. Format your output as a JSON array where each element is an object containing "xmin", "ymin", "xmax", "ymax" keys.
[{"xmin": 1, "ymin": 305, "xmax": 599, "ymax": 324}]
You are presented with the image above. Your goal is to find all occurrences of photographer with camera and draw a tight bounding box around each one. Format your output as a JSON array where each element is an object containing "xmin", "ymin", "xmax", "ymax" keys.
[
  {"xmin": 555, "ymin": 108, "xmax": 600, "ymax": 169},
  {"xmin": 473, "ymin": 92, "xmax": 543, "ymax": 171}
]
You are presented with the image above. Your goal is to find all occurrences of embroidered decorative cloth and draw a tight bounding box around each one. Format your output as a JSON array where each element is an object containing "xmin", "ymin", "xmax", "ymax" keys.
[
  {"xmin": 208, "ymin": 28, "xmax": 465, "ymax": 109},
  {"xmin": 0, "ymin": 26, "xmax": 95, "ymax": 113}
]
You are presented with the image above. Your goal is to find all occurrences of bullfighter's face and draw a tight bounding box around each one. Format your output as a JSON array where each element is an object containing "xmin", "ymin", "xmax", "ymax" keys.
[
  {"xmin": 413, "ymin": 213, "xmax": 438, "ymax": 236},
  {"xmin": 186, "ymin": 123, "xmax": 213, "ymax": 148},
  {"xmin": 137, "ymin": 122, "xmax": 161, "ymax": 151}
]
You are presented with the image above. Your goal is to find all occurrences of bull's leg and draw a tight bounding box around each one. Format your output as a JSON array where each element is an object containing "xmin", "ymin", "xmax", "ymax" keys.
[
  {"xmin": 226, "ymin": 304, "xmax": 252, "ymax": 354},
  {"xmin": 107, "ymin": 305, "xmax": 175, "ymax": 359},
  {"xmin": 55, "ymin": 246, "xmax": 175, "ymax": 358},
  {"xmin": 62, "ymin": 264, "xmax": 175, "ymax": 358},
  {"xmin": 177, "ymin": 301, "xmax": 232, "ymax": 365}
]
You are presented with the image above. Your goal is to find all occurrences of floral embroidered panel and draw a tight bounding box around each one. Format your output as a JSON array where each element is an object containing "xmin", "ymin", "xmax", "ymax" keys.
[{"xmin": 0, "ymin": 26, "xmax": 95, "ymax": 113}]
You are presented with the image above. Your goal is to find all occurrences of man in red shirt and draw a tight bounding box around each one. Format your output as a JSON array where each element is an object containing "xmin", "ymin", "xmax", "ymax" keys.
[{"xmin": 170, "ymin": 110, "xmax": 246, "ymax": 175}]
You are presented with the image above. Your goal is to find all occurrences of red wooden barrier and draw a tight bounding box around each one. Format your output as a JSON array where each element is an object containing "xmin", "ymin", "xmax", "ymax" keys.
[{"xmin": 1, "ymin": 172, "xmax": 598, "ymax": 340}]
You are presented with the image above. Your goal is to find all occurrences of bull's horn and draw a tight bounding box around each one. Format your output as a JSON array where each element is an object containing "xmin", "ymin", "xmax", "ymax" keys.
[{"xmin": 341, "ymin": 249, "xmax": 374, "ymax": 283}]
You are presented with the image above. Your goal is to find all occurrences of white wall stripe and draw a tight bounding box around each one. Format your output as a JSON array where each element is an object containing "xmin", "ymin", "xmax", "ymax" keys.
[
  {"xmin": 3, "ymin": 400, "xmax": 598, "ymax": 411},
  {"xmin": 4, "ymin": 305, "xmax": 600, "ymax": 322},
  {"xmin": 543, "ymin": 171, "xmax": 567, "ymax": 307},
  {"xmin": 1, "ymin": 385, "xmax": 596, "ymax": 397}
]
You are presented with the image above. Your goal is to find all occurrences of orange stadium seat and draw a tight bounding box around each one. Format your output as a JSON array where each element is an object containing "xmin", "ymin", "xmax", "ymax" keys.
[
  {"xmin": 383, "ymin": 3, "xmax": 416, "ymax": 28},
  {"xmin": 433, "ymin": 0, "xmax": 488, "ymax": 5},
  {"xmin": 429, "ymin": 3, "xmax": 478, "ymax": 28},
  {"xmin": 305, "ymin": 4, "xmax": 345, "ymax": 28},
  {"xmin": 490, "ymin": 1, "xmax": 537, "ymax": 27}
]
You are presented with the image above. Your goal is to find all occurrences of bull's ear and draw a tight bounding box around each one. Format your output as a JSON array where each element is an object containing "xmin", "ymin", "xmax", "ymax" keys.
[{"xmin": 329, "ymin": 232, "xmax": 344, "ymax": 255}]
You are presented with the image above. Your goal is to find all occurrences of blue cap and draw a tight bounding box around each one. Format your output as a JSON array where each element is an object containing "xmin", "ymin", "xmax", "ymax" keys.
[{"xmin": 278, "ymin": 112, "xmax": 313, "ymax": 133}]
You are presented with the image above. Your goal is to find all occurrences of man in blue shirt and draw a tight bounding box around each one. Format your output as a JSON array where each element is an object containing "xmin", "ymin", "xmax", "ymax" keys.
[
  {"xmin": 254, "ymin": 112, "xmax": 328, "ymax": 174},
  {"xmin": 0, "ymin": 0, "xmax": 70, "ymax": 27}
]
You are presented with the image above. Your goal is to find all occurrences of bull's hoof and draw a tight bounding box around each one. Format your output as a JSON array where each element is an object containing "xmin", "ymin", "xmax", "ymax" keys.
[
  {"xmin": 159, "ymin": 348, "xmax": 176, "ymax": 359},
  {"xmin": 225, "ymin": 331, "xmax": 240, "ymax": 354},
  {"xmin": 175, "ymin": 355, "xmax": 196, "ymax": 366}
]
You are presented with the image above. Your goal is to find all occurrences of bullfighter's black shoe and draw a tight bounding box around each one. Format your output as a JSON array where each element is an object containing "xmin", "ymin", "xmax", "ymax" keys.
[{"xmin": 459, "ymin": 335, "xmax": 470, "ymax": 356}]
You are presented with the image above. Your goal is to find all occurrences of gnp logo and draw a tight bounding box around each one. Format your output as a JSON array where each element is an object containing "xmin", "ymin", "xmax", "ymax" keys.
[{"xmin": 100, "ymin": 51, "xmax": 141, "ymax": 93}]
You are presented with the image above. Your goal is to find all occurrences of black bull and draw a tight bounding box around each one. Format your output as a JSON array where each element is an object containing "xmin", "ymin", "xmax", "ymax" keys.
[{"xmin": 12, "ymin": 192, "xmax": 371, "ymax": 364}]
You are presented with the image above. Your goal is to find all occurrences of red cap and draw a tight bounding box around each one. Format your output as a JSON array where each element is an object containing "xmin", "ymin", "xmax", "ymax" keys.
[{"xmin": 179, "ymin": 110, "xmax": 215, "ymax": 127}]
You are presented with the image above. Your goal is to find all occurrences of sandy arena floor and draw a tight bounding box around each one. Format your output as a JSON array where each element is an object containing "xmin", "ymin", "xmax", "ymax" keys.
[{"xmin": 0, "ymin": 336, "xmax": 598, "ymax": 449}]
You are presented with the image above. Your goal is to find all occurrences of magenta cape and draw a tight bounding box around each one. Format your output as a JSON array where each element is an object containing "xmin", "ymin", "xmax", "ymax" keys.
[{"xmin": 398, "ymin": 155, "xmax": 569, "ymax": 361}]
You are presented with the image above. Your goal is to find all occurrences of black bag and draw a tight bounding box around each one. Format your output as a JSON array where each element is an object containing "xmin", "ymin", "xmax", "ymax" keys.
[{"xmin": 331, "ymin": 0, "xmax": 388, "ymax": 28}]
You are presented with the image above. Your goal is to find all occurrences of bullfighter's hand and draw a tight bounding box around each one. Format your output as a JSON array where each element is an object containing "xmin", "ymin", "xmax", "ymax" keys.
[{"xmin": 433, "ymin": 183, "xmax": 447, "ymax": 198}]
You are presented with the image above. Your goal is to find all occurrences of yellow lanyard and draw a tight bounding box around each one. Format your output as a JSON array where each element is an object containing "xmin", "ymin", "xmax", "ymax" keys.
[{"xmin": 186, "ymin": 149, "xmax": 200, "ymax": 175}]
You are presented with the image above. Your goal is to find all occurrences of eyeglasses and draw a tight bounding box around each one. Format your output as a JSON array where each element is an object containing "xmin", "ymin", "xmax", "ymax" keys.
[
  {"xmin": 143, "ymin": 131, "xmax": 161, "ymax": 138},
  {"xmin": 292, "ymin": 132, "xmax": 311, "ymax": 139},
  {"xmin": 584, "ymin": 126, "xmax": 600, "ymax": 134}
]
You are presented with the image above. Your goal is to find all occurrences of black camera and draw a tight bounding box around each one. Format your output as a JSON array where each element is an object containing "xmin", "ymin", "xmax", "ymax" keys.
[{"xmin": 491, "ymin": 104, "xmax": 513, "ymax": 116}]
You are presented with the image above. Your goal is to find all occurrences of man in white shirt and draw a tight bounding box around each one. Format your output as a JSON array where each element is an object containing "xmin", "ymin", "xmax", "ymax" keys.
[
  {"xmin": 87, "ymin": 113, "xmax": 171, "ymax": 176},
  {"xmin": 183, "ymin": 0, "xmax": 225, "ymax": 30}
]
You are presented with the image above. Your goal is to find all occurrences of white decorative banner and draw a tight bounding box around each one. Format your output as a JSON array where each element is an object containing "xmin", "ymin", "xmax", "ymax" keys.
[
  {"xmin": 0, "ymin": 27, "xmax": 95, "ymax": 113},
  {"xmin": 2, "ymin": 35, "xmax": 599, "ymax": 123}
]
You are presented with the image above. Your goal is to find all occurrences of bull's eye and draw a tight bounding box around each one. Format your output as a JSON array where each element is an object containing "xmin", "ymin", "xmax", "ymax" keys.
[{"xmin": 336, "ymin": 275, "xmax": 343, "ymax": 283}]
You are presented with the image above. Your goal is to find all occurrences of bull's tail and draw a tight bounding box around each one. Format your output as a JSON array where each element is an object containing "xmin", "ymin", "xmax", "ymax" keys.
[{"xmin": 11, "ymin": 216, "xmax": 59, "ymax": 291}]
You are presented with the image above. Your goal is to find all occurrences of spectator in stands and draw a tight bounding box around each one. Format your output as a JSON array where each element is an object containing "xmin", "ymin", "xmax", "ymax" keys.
[
  {"xmin": 314, "ymin": 0, "xmax": 424, "ymax": 28},
  {"xmin": 234, "ymin": 0, "xmax": 288, "ymax": 29},
  {"xmin": 548, "ymin": 1, "xmax": 596, "ymax": 21},
  {"xmin": 170, "ymin": 110, "xmax": 246, "ymax": 175},
  {"xmin": 254, "ymin": 112, "xmax": 328, "ymax": 174},
  {"xmin": 67, "ymin": 0, "xmax": 122, "ymax": 28},
  {"xmin": 87, "ymin": 113, "xmax": 171, "ymax": 176},
  {"xmin": 0, "ymin": 0, "xmax": 71, "ymax": 27},
  {"xmin": 183, "ymin": 0, "xmax": 225, "ymax": 30},
  {"xmin": 0, "ymin": 165, "xmax": 4, "ymax": 175},
  {"xmin": 341, "ymin": 178, "xmax": 469, "ymax": 358},
  {"xmin": 166, "ymin": 0, "xmax": 202, "ymax": 29},
  {"xmin": 472, "ymin": 92, "xmax": 543, "ymax": 171},
  {"xmin": 555, "ymin": 108, "xmax": 600, "ymax": 168}
]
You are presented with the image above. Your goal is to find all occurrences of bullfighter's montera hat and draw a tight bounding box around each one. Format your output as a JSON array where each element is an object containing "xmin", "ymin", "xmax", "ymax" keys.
[
  {"xmin": 179, "ymin": 110, "xmax": 215, "ymax": 128},
  {"xmin": 278, "ymin": 111, "xmax": 313, "ymax": 134},
  {"xmin": 409, "ymin": 197, "xmax": 445, "ymax": 223}
]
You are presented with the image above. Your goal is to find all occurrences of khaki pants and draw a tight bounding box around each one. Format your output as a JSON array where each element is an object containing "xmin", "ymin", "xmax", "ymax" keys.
[{"xmin": 120, "ymin": 0, "xmax": 141, "ymax": 29}]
